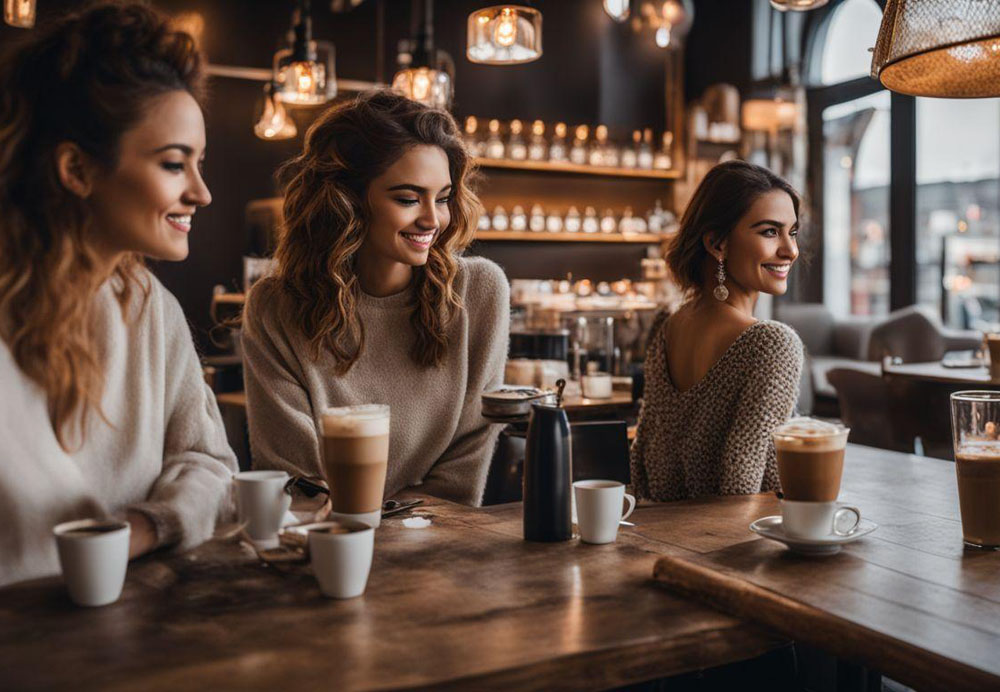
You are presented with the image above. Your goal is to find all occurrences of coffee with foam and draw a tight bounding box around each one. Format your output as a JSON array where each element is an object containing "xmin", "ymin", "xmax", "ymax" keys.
[
  {"xmin": 321, "ymin": 405, "xmax": 390, "ymax": 515},
  {"xmin": 773, "ymin": 417, "xmax": 850, "ymax": 502}
]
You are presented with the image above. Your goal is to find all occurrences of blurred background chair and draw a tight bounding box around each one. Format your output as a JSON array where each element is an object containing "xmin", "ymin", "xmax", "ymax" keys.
[{"xmin": 827, "ymin": 367, "xmax": 911, "ymax": 453}]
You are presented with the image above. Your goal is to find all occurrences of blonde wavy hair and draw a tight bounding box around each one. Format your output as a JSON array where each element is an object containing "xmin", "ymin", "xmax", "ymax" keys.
[
  {"xmin": 265, "ymin": 89, "xmax": 481, "ymax": 372},
  {"xmin": 0, "ymin": 2, "xmax": 204, "ymax": 450}
]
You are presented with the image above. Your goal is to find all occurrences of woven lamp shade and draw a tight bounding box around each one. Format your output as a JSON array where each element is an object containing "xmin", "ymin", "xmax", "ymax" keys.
[{"xmin": 871, "ymin": 0, "xmax": 1000, "ymax": 98}]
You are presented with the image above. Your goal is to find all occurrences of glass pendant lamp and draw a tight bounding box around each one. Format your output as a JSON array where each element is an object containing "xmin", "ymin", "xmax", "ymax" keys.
[
  {"xmin": 254, "ymin": 82, "xmax": 297, "ymax": 141},
  {"xmin": 871, "ymin": 0, "xmax": 1000, "ymax": 98},
  {"xmin": 273, "ymin": 0, "xmax": 337, "ymax": 105},
  {"xmin": 4, "ymin": 0, "xmax": 35, "ymax": 28},
  {"xmin": 467, "ymin": 5, "xmax": 543, "ymax": 65},
  {"xmin": 392, "ymin": 0, "xmax": 454, "ymax": 109}
]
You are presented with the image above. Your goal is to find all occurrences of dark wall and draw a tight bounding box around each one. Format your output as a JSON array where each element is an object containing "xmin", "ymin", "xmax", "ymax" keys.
[{"xmin": 0, "ymin": 0, "xmax": 753, "ymax": 351}]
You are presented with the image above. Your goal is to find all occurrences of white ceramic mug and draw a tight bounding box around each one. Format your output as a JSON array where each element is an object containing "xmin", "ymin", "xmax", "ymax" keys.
[
  {"xmin": 308, "ymin": 520, "xmax": 375, "ymax": 599},
  {"xmin": 780, "ymin": 500, "xmax": 861, "ymax": 540},
  {"xmin": 53, "ymin": 518, "xmax": 130, "ymax": 607},
  {"xmin": 581, "ymin": 373, "xmax": 613, "ymax": 399},
  {"xmin": 573, "ymin": 480, "xmax": 636, "ymax": 544},
  {"xmin": 235, "ymin": 470, "xmax": 292, "ymax": 549}
]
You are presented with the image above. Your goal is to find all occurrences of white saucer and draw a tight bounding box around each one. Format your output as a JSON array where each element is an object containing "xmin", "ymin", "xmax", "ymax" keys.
[{"xmin": 749, "ymin": 515, "xmax": 878, "ymax": 555}]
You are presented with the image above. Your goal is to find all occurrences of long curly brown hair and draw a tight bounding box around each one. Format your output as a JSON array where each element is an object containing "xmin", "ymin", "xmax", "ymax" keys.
[
  {"xmin": 0, "ymin": 2, "xmax": 205, "ymax": 450},
  {"xmin": 266, "ymin": 89, "xmax": 481, "ymax": 372}
]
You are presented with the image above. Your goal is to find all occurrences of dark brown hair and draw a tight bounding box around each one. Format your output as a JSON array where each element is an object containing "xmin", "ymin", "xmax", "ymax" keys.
[
  {"xmin": 0, "ymin": 1, "xmax": 205, "ymax": 450},
  {"xmin": 262, "ymin": 89, "xmax": 481, "ymax": 372},
  {"xmin": 667, "ymin": 159, "xmax": 800, "ymax": 293}
]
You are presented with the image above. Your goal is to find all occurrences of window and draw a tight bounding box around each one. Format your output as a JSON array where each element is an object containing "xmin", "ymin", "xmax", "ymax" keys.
[
  {"xmin": 817, "ymin": 0, "xmax": 883, "ymax": 86},
  {"xmin": 916, "ymin": 99, "xmax": 1000, "ymax": 329}
]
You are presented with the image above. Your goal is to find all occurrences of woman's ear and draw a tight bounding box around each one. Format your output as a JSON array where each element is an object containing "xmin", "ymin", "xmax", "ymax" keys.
[
  {"xmin": 701, "ymin": 232, "xmax": 727, "ymax": 262},
  {"xmin": 54, "ymin": 141, "xmax": 97, "ymax": 199}
]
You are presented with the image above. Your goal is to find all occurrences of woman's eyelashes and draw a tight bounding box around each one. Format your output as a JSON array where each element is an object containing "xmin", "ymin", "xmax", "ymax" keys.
[
  {"xmin": 393, "ymin": 195, "xmax": 452, "ymax": 207},
  {"xmin": 161, "ymin": 161, "xmax": 185, "ymax": 173}
]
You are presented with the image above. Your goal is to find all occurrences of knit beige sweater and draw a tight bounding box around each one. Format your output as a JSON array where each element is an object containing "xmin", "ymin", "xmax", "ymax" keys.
[
  {"xmin": 0, "ymin": 272, "xmax": 238, "ymax": 587},
  {"xmin": 241, "ymin": 256, "xmax": 509, "ymax": 506},
  {"xmin": 631, "ymin": 320, "xmax": 803, "ymax": 501}
]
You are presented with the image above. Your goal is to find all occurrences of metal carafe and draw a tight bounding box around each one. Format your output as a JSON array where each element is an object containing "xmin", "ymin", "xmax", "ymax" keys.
[{"xmin": 523, "ymin": 380, "xmax": 572, "ymax": 541}]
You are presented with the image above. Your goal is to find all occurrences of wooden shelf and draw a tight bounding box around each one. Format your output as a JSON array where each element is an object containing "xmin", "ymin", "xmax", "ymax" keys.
[
  {"xmin": 476, "ymin": 231, "xmax": 663, "ymax": 243},
  {"xmin": 474, "ymin": 157, "xmax": 680, "ymax": 180}
]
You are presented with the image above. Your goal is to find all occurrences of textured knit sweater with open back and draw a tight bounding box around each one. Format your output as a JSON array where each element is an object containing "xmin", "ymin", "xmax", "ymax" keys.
[{"xmin": 630, "ymin": 319, "xmax": 804, "ymax": 501}]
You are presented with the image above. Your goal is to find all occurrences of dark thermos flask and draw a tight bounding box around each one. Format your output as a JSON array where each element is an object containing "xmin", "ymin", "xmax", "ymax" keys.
[{"xmin": 523, "ymin": 380, "xmax": 573, "ymax": 542}]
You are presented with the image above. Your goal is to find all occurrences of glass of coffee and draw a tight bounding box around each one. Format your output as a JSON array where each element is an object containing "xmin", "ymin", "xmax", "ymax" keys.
[
  {"xmin": 321, "ymin": 404, "xmax": 390, "ymax": 528},
  {"xmin": 986, "ymin": 334, "xmax": 1000, "ymax": 380},
  {"xmin": 949, "ymin": 391, "xmax": 1000, "ymax": 549},
  {"xmin": 772, "ymin": 417, "xmax": 851, "ymax": 502}
]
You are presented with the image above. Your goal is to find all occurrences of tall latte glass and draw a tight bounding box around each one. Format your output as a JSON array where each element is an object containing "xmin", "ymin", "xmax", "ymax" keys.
[
  {"xmin": 321, "ymin": 404, "xmax": 390, "ymax": 528},
  {"xmin": 950, "ymin": 391, "xmax": 1000, "ymax": 549},
  {"xmin": 773, "ymin": 418, "xmax": 850, "ymax": 502}
]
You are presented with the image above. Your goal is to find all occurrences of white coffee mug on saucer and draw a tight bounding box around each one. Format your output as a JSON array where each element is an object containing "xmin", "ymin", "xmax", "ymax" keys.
[
  {"xmin": 308, "ymin": 520, "xmax": 375, "ymax": 599},
  {"xmin": 53, "ymin": 518, "xmax": 131, "ymax": 607},
  {"xmin": 573, "ymin": 480, "xmax": 636, "ymax": 544},
  {"xmin": 780, "ymin": 500, "xmax": 861, "ymax": 541},
  {"xmin": 235, "ymin": 470, "xmax": 292, "ymax": 549}
]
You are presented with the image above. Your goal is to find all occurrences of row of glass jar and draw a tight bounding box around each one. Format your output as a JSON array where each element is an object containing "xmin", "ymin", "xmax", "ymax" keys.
[
  {"xmin": 479, "ymin": 201, "xmax": 677, "ymax": 235},
  {"xmin": 464, "ymin": 117, "xmax": 674, "ymax": 171}
]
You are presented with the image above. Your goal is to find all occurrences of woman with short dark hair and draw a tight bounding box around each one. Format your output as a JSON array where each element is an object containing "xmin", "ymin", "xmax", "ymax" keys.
[
  {"xmin": 631, "ymin": 160, "xmax": 804, "ymax": 500},
  {"xmin": 0, "ymin": 2, "xmax": 237, "ymax": 586}
]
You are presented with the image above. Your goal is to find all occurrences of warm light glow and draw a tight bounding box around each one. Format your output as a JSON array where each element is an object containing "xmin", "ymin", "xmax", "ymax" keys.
[
  {"xmin": 742, "ymin": 98, "xmax": 802, "ymax": 131},
  {"xmin": 603, "ymin": 0, "xmax": 630, "ymax": 22},
  {"xmin": 532, "ymin": 119, "xmax": 544, "ymax": 136},
  {"xmin": 273, "ymin": 40, "xmax": 336, "ymax": 106},
  {"xmin": 655, "ymin": 26, "xmax": 670, "ymax": 47},
  {"xmin": 467, "ymin": 6, "xmax": 543, "ymax": 65},
  {"xmin": 254, "ymin": 86, "xmax": 297, "ymax": 141},
  {"xmin": 171, "ymin": 11, "xmax": 205, "ymax": 46},
  {"xmin": 392, "ymin": 66, "xmax": 452, "ymax": 109},
  {"xmin": 4, "ymin": 0, "xmax": 35, "ymax": 28}
]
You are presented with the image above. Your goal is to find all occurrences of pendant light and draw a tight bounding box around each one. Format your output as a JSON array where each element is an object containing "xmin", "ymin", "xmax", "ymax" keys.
[
  {"xmin": 633, "ymin": 0, "xmax": 694, "ymax": 50},
  {"xmin": 467, "ymin": 5, "xmax": 543, "ymax": 65},
  {"xmin": 4, "ymin": 0, "xmax": 35, "ymax": 28},
  {"xmin": 272, "ymin": 0, "xmax": 337, "ymax": 105},
  {"xmin": 871, "ymin": 0, "xmax": 1000, "ymax": 98},
  {"xmin": 603, "ymin": 0, "xmax": 630, "ymax": 22},
  {"xmin": 769, "ymin": 0, "xmax": 829, "ymax": 11},
  {"xmin": 392, "ymin": 0, "xmax": 454, "ymax": 109},
  {"xmin": 254, "ymin": 82, "xmax": 298, "ymax": 141}
]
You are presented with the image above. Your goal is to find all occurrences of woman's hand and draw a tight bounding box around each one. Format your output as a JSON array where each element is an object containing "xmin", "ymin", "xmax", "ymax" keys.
[{"xmin": 126, "ymin": 510, "xmax": 158, "ymax": 559}]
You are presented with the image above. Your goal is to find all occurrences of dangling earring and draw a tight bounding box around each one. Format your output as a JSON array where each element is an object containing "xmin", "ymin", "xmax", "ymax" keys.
[{"xmin": 713, "ymin": 257, "xmax": 729, "ymax": 301}]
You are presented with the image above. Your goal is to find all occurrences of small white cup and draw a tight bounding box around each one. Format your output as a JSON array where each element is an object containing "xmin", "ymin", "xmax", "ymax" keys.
[
  {"xmin": 53, "ymin": 519, "xmax": 130, "ymax": 607},
  {"xmin": 308, "ymin": 520, "xmax": 375, "ymax": 599},
  {"xmin": 780, "ymin": 500, "xmax": 861, "ymax": 540},
  {"xmin": 235, "ymin": 470, "xmax": 292, "ymax": 549},
  {"xmin": 573, "ymin": 480, "xmax": 636, "ymax": 544},
  {"xmin": 581, "ymin": 373, "xmax": 613, "ymax": 399}
]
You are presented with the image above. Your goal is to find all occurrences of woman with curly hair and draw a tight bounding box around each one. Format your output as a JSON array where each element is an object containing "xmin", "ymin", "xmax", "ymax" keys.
[
  {"xmin": 0, "ymin": 2, "xmax": 237, "ymax": 585},
  {"xmin": 242, "ymin": 90, "xmax": 509, "ymax": 506}
]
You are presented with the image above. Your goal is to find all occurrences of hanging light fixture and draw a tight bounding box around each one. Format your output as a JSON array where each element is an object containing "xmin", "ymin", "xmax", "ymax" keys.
[
  {"xmin": 254, "ymin": 82, "xmax": 298, "ymax": 141},
  {"xmin": 467, "ymin": 5, "xmax": 543, "ymax": 65},
  {"xmin": 632, "ymin": 0, "xmax": 694, "ymax": 50},
  {"xmin": 4, "ymin": 0, "xmax": 35, "ymax": 28},
  {"xmin": 392, "ymin": 0, "xmax": 454, "ymax": 109},
  {"xmin": 769, "ymin": 0, "xmax": 829, "ymax": 11},
  {"xmin": 603, "ymin": 0, "xmax": 630, "ymax": 22},
  {"xmin": 272, "ymin": 0, "xmax": 337, "ymax": 105},
  {"xmin": 871, "ymin": 0, "xmax": 1000, "ymax": 98}
]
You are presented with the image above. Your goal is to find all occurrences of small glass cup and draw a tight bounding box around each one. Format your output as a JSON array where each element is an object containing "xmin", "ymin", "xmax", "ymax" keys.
[{"xmin": 950, "ymin": 391, "xmax": 1000, "ymax": 549}]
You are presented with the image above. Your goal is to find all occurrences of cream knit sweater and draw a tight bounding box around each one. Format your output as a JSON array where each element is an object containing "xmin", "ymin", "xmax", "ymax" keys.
[
  {"xmin": 242, "ymin": 256, "xmax": 509, "ymax": 507},
  {"xmin": 0, "ymin": 271, "xmax": 238, "ymax": 586}
]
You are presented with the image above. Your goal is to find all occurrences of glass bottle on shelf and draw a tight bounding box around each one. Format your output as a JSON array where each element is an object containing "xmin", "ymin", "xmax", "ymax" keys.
[
  {"xmin": 582, "ymin": 206, "xmax": 599, "ymax": 233},
  {"xmin": 647, "ymin": 199, "xmax": 664, "ymax": 234},
  {"xmin": 564, "ymin": 206, "xmax": 582, "ymax": 233},
  {"xmin": 529, "ymin": 203, "xmax": 546, "ymax": 232},
  {"xmin": 510, "ymin": 204, "xmax": 528, "ymax": 231},
  {"xmin": 485, "ymin": 119, "xmax": 505, "ymax": 160},
  {"xmin": 491, "ymin": 204, "xmax": 509, "ymax": 231},
  {"xmin": 599, "ymin": 208, "xmax": 617, "ymax": 234},
  {"xmin": 589, "ymin": 125, "xmax": 608, "ymax": 166},
  {"xmin": 464, "ymin": 116, "xmax": 483, "ymax": 157},
  {"xmin": 637, "ymin": 128, "xmax": 654, "ymax": 169},
  {"xmin": 478, "ymin": 210, "xmax": 491, "ymax": 231},
  {"xmin": 619, "ymin": 206, "xmax": 634, "ymax": 234},
  {"xmin": 570, "ymin": 125, "xmax": 589, "ymax": 165},
  {"xmin": 653, "ymin": 131, "xmax": 673, "ymax": 170},
  {"xmin": 603, "ymin": 128, "xmax": 620, "ymax": 168},
  {"xmin": 548, "ymin": 122, "xmax": 569, "ymax": 162},
  {"xmin": 528, "ymin": 120, "xmax": 547, "ymax": 161},
  {"xmin": 507, "ymin": 119, "xmax": 528, "ymax": 160},
  {"xmin": 546, "ymin": 209, "xmax": 564, "ymax": 232},
  {"xmin": 621, "ymin": 130, "xmax": 640, "ymax": 168}
]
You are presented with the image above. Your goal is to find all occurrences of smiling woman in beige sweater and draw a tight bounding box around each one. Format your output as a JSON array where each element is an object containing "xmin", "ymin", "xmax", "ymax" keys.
[
  {"xmin": 0, "ymin": 4, "xmax": 236, "ymax": 586},
  {"xmin": 242, "ymin": 91, "xmax": 509, "ymax": 507}
]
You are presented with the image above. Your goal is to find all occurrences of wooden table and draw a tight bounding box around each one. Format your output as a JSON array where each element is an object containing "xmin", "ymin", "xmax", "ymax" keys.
[
  {"xmin": 0, "ymin": 498, "xmax": 784, "ymax": 691},
  {"xmin": 651, "ymin": 444, "xmax": 1000, "ymax": 692}
]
